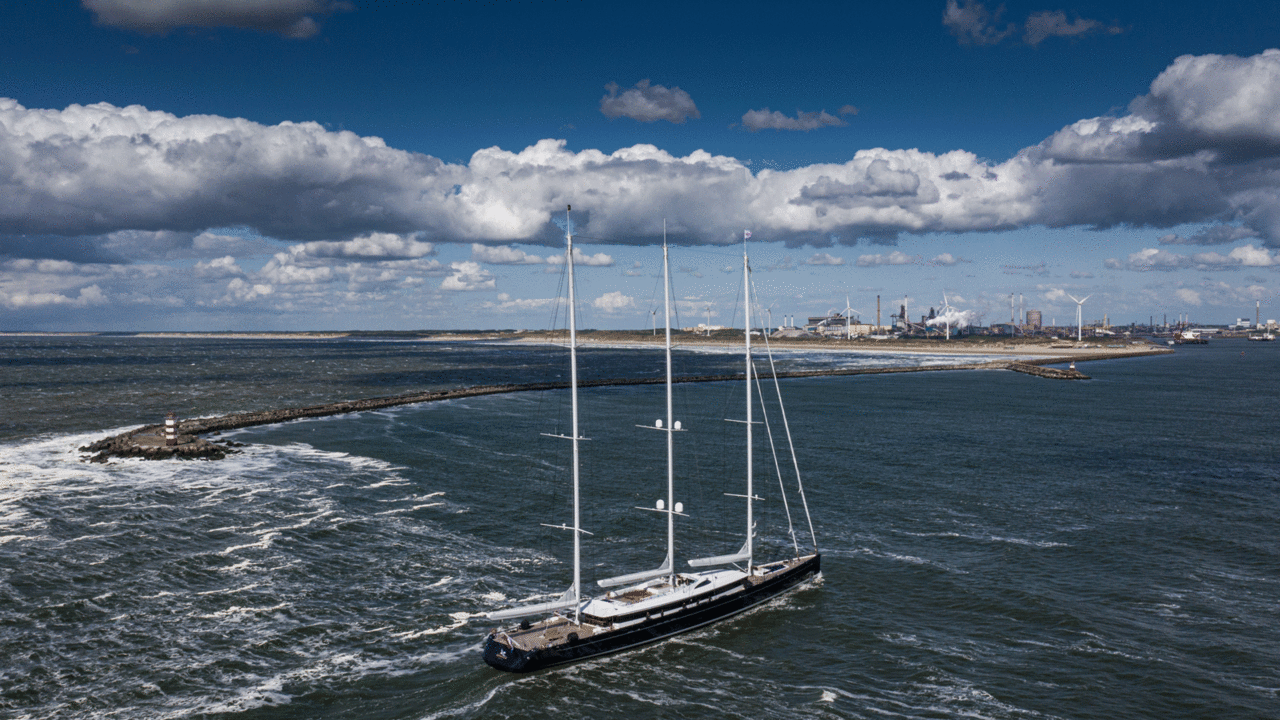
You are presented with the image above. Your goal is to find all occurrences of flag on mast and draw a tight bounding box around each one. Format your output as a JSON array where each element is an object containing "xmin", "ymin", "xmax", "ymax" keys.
[{"xmin": 744, "ymin": 230, "xmax": 752, "ymax": 239}]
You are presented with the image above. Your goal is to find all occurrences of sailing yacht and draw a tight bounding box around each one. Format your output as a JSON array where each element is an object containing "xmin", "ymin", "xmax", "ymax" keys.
[{"xmin": 482, "ymin": 212, "xmax": 821, "ymax": 673}]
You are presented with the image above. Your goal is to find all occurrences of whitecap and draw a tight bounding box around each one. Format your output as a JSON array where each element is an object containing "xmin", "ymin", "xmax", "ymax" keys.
[{"xmin": 218, "ymin": 531, "xmax": 279, "ymax": 556}]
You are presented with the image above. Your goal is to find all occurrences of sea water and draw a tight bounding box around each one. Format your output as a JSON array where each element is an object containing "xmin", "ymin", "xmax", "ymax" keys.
[{"xmin": 0, "ymin": 336, "xmax": 1276, "ymax": 719}]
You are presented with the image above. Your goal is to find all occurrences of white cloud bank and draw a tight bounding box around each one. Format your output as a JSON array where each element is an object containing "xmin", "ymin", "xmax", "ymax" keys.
[
  {"xmin": 7, "ymin": 49, "xmax": 1280, "ymax": 261},
  {"xmin": 1, "ymin": 283, "xmax": 106, "ymax": 309},
  {"xmin": 1106, "ymin": 244, "xmax": 1278, "ymax": 271}
]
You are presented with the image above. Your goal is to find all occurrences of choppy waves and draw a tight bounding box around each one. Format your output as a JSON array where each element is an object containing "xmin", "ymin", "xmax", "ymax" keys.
[
  {"xmin": 0, "ymin": 433, "xmax": 498, "ymax": 719},
  {"xmin": 3, "ymin": 339, "xmax": 1280, "ymax": 719}
]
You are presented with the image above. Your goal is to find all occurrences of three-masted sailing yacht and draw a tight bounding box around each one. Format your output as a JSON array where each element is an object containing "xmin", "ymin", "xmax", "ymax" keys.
[{"xmin": 482, "ymin": 213, "xmax": 820, "ymax": 672}]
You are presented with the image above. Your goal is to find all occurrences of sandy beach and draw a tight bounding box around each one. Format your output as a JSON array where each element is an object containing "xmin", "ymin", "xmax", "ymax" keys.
[{"xmin": 507, "ymin": 330, "xmax": 1174, "ymax": 361}]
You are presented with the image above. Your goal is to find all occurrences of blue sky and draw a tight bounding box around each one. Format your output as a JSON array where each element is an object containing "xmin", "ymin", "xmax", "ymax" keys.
[{"xmin": 2, "ymin": 1, "xmax": 1280, "ymax": 331}]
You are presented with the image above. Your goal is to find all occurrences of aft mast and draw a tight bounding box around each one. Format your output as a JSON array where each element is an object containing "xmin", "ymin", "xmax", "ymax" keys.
[
  {"xmin": 662, "ymin": 226, "xmax": 676, "ymax": 583},
  {"xmin": 567, "ymin": 205, "xmax": 582, "ymax": 624},
  {"xmin": 742, "ymin": 233, "xmax": 754, "ymax": 570},
  {"xmin": 688, "ymin": 230, "xmax": 754, "ymax": 570}
]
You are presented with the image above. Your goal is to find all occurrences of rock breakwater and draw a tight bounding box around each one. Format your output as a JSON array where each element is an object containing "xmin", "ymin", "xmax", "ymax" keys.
[{"xmin": 79, "ymin": 348, "xmax": 1167, "ymax": 462}]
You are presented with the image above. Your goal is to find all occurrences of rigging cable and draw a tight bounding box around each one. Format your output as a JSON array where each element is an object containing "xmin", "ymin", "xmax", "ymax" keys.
[{"xmin": 751, "ymin": 273, "xmax": 819, "ymax": 555}]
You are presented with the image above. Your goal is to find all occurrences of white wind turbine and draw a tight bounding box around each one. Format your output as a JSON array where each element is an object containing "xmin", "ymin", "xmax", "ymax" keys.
[
  {"xmin": 1068, "ymin": 293, "xmax": 1091, "ymax": 342},
  {"xmin": 843, "ymin": 296, "xmax": 863, "ymax": 339},
  {"xmin": 938, "ymin": 292, "xmax": 956, "ymax": 340}
]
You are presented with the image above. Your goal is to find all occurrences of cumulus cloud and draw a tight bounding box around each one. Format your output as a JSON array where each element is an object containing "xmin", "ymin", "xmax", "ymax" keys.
[
  {"xmin": 483, "ymin": 293, "xmax": 561, "ymax": 312},
  {"xmin": 592, "ymin": 291, "xmax": 635, "ymax": 313},
  {"xmin": 194, "ymin": 255, "xmax": 245, "ymax": 278},
  {"xmin": 1043, "ymin": 288, "xmax": 1068, "ymax": 304},
  {"xmin": 0, "ymin": 283, "xmax": 106, "ymax": 309},
  {"xmin": 806, "ymin": 252, "xmax": 845, "ymax": 265},
  {"xmin": 440, "ymin": 261, "xmax": 495, "ymax": 291},
  {"xmin": 546, "ymin": 248, "xmax": 613, "ymax": 266},
  {"xmin": 1222, "ymin": 244, "xmax": 1278, "ymax": 266},
  {"xmin": 1176, "ymin": 288, "xmax": 1203, "ymax": 306},
  {"xmin": 223, "ymin": 277, "xmax": 273, "ymax": 302},
  {"xmin": 927, "ymin": 253, "xmax": 965, "ymax": 266},
  {"xmin": 1048, "ymin": 49, "xmax": 1280, "ymax": 167},
  {"xmin": 856, "ymin": 251, "xmax": 918, "ymax": 267},
  {"xmin": 600, "ymin": 80, "xmax": 700, "ymax": 124},
  {"xmin": 259, "ymin": 256, "xmax": 333, "ymax": 285},
  {"xmin": 1106, "ymin": 244, "xmax": 1279, "ymax": 271},
  {"xmin": 82, "ymin": 0, "xmax": 352, "ymax": 39},
  {"xmin": 471, "ymin": 244, "xmax": 545, "ymax": 264},
  {"xmin": 0, "ymin": 98, "xmax": 461, "ymax": 242},
  {"xmin": 245, "ymin": 234, "xmax": 446, "ymax": 300},
  {"xmin": 943, "ymin": 0, "xmax": 1015, "ymax": 46},
  {"xmin": 944, "ymin": 1, "xmax": 1121, "ymax": 47},
  {"xmin": 9, "ymin": 49, "xmax": 1280, "ymax": 260},
  {"xmin": 741, "ymin": 108, "xmax": 851, "ymax": 132},
  {"xmin": 1023, "ymin": 11, "xmax": 1121, "ymax": 46},
  {"xmin": 292, "ymin": 233, "xmax": 435, "ymax": 260},
  {"xmin": 794, "ymin": 159, "xmax": 929, "ymax": 207}
]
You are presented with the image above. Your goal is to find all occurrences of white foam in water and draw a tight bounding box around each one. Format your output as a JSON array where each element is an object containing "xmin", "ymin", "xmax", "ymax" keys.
[
  {"xmin": 196, "ymin": 582, "xmax": 262, "ymax": 596},
  {"xmin": 218, "ymin": 531, "xmax": 279, "ymax": 556},
  {"xmin": 392, "ymin": 610, "xmax": 487, "ymax": 639},
  {"xmin": 199, "ymin": 601, "xmax": 292, "ymax": 620},
  {"xmin": 198, "ymin": 675, "xmax": 292, "ymax": 716}
]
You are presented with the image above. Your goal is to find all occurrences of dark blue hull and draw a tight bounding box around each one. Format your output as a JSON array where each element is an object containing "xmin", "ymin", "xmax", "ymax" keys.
[{"xmin": 482, "ymin": 554, "xmax": 820, "ymax": 672}]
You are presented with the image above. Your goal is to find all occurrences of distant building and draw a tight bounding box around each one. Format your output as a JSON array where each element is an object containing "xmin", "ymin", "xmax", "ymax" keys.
[
  {"xmin": 806, "ymin": 312, "xmax": 872, "ymax": 337},
  {"xmin": 771, "ymin": 327, "xmax": 812, "ymax": 339},
  {"xmin": 1026, "ymin": 310, "xmax": 1042, "ymax": 329}
]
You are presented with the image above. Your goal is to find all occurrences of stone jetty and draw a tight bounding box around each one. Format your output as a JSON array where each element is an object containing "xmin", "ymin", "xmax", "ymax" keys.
[
  {"xmin": 80, "ymin": 346, "xmax": 1166, "ymax": 462},
  {"xmin": 1005, "ymin": 362, "xmax": 1089, "ymax": 380}
]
